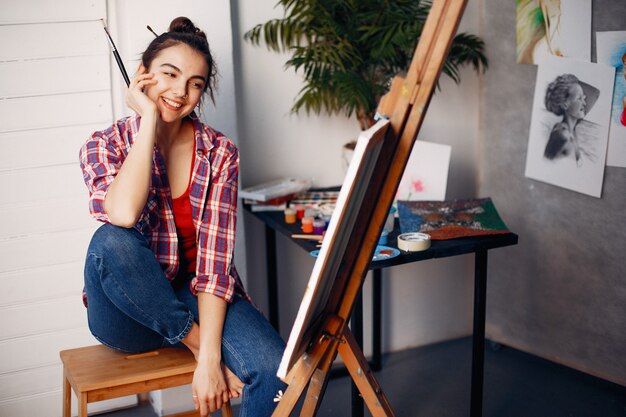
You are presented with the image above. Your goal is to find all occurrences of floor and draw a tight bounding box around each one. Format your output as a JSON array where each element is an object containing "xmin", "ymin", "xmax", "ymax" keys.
[{"xmin": 101, "ymin": 337, "xmax": 626, "ymax": 417}]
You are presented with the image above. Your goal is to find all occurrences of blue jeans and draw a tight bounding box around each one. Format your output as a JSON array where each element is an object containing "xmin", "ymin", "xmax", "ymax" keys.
[{"xmin": 84, "ymin": 223, "xmax": 286, "ymax": 417}]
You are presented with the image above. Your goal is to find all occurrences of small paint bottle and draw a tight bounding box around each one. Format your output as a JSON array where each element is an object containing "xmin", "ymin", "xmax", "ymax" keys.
[
  {"xmin": 284, "ymin": 207, "xmax": 297, "ymax": 224},
  {"xmin": 301, "ymin": 216, "xmax": 314, "ymax": 233},
  {"xmin": 313, "ymin": 218, "xmax": 326, "ymax": 235},
  {"xmin": 294, "ymin": 204, "xmax": 306, "ymax": 220},
  {"xmin": 304, "ymin": 208, "xmax": 319, "ymax": 218}
]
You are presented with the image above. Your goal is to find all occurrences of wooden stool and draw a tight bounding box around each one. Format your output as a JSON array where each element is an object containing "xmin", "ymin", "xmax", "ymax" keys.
[{"xmin": 60, "ymin": 345, "xmax": 232, "ymax": 417}]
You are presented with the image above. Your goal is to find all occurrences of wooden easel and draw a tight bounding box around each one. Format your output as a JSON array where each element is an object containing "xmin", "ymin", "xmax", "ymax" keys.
[{"xmin": 273, "ymin": 1, "xmax": 469, "ymax": 415}]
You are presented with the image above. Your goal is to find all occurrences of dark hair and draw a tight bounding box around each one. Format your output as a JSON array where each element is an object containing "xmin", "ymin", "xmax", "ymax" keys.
[
  {"xmin": 545, "ymin": 74, "xmax": 579, "ymax": 116},
  {"xmin": 142, "ymin": 17, "xmax": 218, "ymax": 103}
]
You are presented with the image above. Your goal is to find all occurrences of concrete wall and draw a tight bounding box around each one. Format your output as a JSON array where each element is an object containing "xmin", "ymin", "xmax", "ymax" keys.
[{"xmin": 480, "ymin": 0, "xmax": 626, "ymax": 386}]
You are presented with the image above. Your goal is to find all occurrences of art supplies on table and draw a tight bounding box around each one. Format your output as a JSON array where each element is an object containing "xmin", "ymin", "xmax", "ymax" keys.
[
  {"xmin": 397, "ymin": 198, "xmax": 510, "ymax": 240},
  {"xmin": 289, "ymin": 191, "xmax": 340, "ymax": 206},
  {"xmin": 301, "ymin": 216, "xmax": 314, "ymax": 233},
  {"xmin": 284, "ymin": 208, "xmax": 297, "ymax": 223},
  {"xmin": 309, "ymin": 245, "xmax": 400, "ymax": 262},
  {"xmin": 289, "ymin": 191, "xmax": 339, "ymax": 220},
  {"xmin": 240, "ymin": 178, "xmax": 311, "ymax": 201}
]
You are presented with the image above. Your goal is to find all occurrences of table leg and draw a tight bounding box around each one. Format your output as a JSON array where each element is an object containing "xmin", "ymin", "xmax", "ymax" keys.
[
  {"xmin": 62, "ymin": 369, "xmax": 70, "ymax": 417},
  {"xmin": 351, "ymin": 291, "xmax": 364, "ymax": 417},
  {"xmin": 372, "ymin": 269, "xmax": 382, "ymax": 372},
  {"xmin": 471, "ymin": 249, "xmax": 488, "ymax": 417},
  {"xmin": 265, "ymin": 225, "xmax": 279, "ymax": 332}
]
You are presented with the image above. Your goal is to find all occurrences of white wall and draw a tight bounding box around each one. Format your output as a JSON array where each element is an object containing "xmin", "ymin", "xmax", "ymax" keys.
[
  {"xmin": 234, "ymin": 0, "xmax": 483, "ymax": 353},
  {"xmin": 0, "ymin": 1, "xmax": 241, "ymax": 415},
  {"xmin": 0, "ymin": 2, "xmax": 123, "ymax": 415}
]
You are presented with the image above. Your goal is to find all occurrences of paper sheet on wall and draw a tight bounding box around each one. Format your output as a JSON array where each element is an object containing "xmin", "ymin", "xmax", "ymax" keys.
[
  {"xmin": 516, "ymin": 0, "xmax": 591, "ymax": 65},
  {"xmin": 596, "ymin": 31, "xmax": 626, "ymax": 168},
  {"xmin": 516, "ymin": 0, "xmax": 591, "ymax": 64},
  {"xmin": 524, "ymin": 55, "xmax": 614, "ymax": 198},
  {"xmin": 395, "ymin": 140, "xmax": 451, "ymax": 201}
]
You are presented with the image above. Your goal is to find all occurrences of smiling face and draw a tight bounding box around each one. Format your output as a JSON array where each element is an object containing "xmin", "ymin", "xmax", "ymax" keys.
[
  {"xmin": 563, "ymin": 83, "xmax": 586, "ymax": 120},
  {"xmin": 144, "ymin": 43, "xmax": 209, "ymax": 124}
]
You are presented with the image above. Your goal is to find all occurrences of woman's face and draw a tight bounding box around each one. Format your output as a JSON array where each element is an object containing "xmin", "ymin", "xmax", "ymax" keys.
[
  {"xmin": 563, "ymin": 83, "xmax": 586, "ymax": 120},
  {"xmin": 144, "ymin": 43, "xmax": 209, "ymax": 124}
]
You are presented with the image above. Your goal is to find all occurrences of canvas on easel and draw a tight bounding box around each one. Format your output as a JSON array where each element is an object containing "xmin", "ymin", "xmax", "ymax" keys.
[
  {"xmin": 273, "ymin": 1, "xmax": 470, "ymax": 416},
  {"xmin": 278, "ymin": 119, "xmax": 389, "ymax": 378}
]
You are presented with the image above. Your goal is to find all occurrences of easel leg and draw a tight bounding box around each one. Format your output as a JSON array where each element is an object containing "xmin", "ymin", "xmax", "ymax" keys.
[
  {"xmin": 351, "ymin": 291, "xmax": 364, "ymax": 417},
  {"xmin": 339, "ymin": 329, "xmax": 395, "ymax": 417},
  {"xmin": 273, "ymin": 354, "xmax": 320, "ymax": 417},
  {"xmin": 372, "ymin": 269, "xmax": 382, "ymax": 372},
  {"xmin": 300, "ymin": 329, "xmax": 341, "ymax": 417},
  {"xmin": 273, "ymin": 317, "xmax": 344, "ymax": 417},
  {"xmin": 300, "ymin": 365, "xmax": 332, "ymax": 417}
]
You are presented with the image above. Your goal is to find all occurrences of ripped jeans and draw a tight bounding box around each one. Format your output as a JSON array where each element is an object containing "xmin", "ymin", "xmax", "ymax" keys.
[{"xmin": 84, "ymin": 223, "xmax": 286, "ymax": 417}]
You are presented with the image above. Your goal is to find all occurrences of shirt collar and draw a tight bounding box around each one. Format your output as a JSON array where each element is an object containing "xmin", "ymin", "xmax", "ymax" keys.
[{"xmin": 191, "ymin": 117, "xmax": 215, "ymax": 155}]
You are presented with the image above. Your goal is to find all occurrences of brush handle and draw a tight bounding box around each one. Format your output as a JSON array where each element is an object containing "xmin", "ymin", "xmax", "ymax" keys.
[{"xmin": 112, "ymin": 49, "xmax": 131, "ymax": 87}]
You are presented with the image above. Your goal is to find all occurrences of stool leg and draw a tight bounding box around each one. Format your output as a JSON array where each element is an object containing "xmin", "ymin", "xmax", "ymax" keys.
[
  {"xmin": 222, "ymin": 400, "xmax": 232, "ymax": 417},
  {"xmin": 62, "ymin": 369, "xmax": 71, "ymax": 417},
  {"xmin": 78, "ymin": 392, "xmax": 88, "ymax": 417}
]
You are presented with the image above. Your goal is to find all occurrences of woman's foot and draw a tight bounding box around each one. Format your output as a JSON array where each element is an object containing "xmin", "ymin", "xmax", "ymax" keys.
[{"xmin": 222, "ymin": 364, "xmax": 245, "ymax": 398}]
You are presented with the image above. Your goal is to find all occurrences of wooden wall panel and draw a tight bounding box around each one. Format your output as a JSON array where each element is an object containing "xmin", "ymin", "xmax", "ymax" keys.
[
  {"xmin": 0, "ymin": 124, "xmax": 102, "ymax": 171},
  {"xmin": 0, "ymin": 21, "xmax": 108, "ymax": 60},
  {"xmin": 0, "ymin": 0, "xmax": 105, "ymax": 24},
  {"xmin": 0, "ymin": 56, "xmax": 109, "ymax": 98},
  {"xmin": 0, "ymin": 165, "xmax": 89, "ymax": 206},
  {"xmin": 0, "ymin": 91, "xmax": 111, "ymax": 133},
  {"xmin": 0, "ymin": 262, "xmax": 85, "ymax": 306},
  {"xmin": 0, "ymin": 364, "xmax": 61, "ymax": 400},
  {"xmin": 0, "ymin": 388, "xmax": 137, "ymax": 417},
  {"xmin": 0, "ymin": 327, "xmax": 96, "ymax": 374},
  {"xmin": 0, "ymin": 197, "xmax": 94, "ymax": 238},
  {"xmin": 0, "ymin": 1, "xmax": 118, "ymax": 414},
  {"xmin": 0, "ymin": 296, "xmax": 87, "ymax": 339},
  {"xmin": 0, "ymin": 228, "xmax": 96, "ymax": 273}
]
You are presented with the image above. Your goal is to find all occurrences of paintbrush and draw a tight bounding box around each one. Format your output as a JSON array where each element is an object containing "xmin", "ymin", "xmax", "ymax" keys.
[{"xmin": 100, "ymin": 18, "xmax": 131, "ymax": 86}]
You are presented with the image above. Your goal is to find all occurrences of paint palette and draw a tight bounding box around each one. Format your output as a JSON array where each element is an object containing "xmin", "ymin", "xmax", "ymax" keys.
[{"xmin": 310, "ymin": 245, "xmax": 400, "ymax": 262}]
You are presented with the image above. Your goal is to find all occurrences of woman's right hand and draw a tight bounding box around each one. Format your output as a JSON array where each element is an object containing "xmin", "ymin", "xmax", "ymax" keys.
[
  {"xmin": 125, "ymin": 64, "xmax": 158, "ymax": 117},
  {"xmin": 192, "ymin": 360, "xmax": 230, "ymax": 417}
]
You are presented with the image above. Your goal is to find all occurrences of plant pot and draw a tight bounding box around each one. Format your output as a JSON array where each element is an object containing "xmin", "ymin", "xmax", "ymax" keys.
[{"xmin": 341, "ymin": 140, "xmax": 357, "ymax": 172}]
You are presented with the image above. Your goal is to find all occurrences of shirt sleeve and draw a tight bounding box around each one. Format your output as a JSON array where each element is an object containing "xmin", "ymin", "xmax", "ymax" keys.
[
  {"xmin": 193, "ymin": 142, "xmax": 239, "ymax": 302},
  {"xmin": 79, "ymin": 130, "xmax": 122, "ymax": 223}
]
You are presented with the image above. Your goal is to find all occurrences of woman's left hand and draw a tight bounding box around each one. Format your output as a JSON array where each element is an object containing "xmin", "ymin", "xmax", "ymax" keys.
[{"xmin": 192, "ymin": 360, "xmax": 230, "ymax": 416}]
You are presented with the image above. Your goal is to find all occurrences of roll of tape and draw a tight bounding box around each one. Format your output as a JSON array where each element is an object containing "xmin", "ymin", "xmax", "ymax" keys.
[{"xmin": 397, "ymin": 232, "xmax": 431, "ymax": 252}]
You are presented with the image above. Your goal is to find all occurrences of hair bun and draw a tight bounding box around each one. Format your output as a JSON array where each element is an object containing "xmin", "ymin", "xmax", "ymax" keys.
[{"xmin": 169, "ymin": 16, "xmax": 202, "ymax": 36}]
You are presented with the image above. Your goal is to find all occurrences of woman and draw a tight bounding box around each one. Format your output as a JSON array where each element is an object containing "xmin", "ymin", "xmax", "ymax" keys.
[
  {"xmin": 79, "ymin": 17, "xmax": 285, "ymax": 417},
  {"xmin": 543, "ymin": 73, "xmax": 596, "ymax": 165}
]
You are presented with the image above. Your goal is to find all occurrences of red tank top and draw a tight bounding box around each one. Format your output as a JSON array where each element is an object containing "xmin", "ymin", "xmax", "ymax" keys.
[{"xmin": 171, "ymin": 152, "xmax": 197, "ymax": 275}]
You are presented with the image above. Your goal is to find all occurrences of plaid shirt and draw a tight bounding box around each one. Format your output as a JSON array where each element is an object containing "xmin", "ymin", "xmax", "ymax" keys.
[{"xmin": 79, "ymin": 114, "xmax": 248, "ymax": 303}]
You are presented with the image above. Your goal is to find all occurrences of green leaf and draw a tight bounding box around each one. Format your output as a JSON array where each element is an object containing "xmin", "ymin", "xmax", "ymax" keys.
[{"xmin": 244, "ymin": 0, "xmax": 489, "ymax": 129}]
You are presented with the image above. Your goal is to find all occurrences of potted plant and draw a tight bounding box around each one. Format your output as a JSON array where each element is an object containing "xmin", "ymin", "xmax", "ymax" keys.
[{"xmin": 244, "ymin": 0, "xmax": 488, "ymax": 132}]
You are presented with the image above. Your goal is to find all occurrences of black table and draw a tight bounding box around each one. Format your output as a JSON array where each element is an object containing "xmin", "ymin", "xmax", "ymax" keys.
[{"xmin": 243, "ymin": 204, "xmax": 518, "ymax": 417}]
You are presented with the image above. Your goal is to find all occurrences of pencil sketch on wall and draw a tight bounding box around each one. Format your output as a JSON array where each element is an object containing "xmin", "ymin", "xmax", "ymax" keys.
[{"xmin": 525, "ymin": 56, "xmax": 614, "ymax": 197}]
